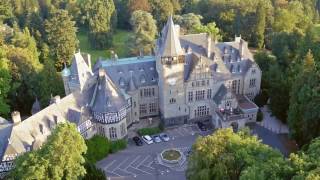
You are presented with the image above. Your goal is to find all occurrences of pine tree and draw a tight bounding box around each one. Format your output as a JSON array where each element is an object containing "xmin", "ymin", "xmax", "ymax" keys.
[{"xmin": 45, "ymin": 9, "xmax": 78, "ymax": 70}]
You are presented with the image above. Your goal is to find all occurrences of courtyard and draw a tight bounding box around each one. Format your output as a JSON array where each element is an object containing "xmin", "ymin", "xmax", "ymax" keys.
[{"xmin": 97, "ymin": 122, "xmax": 294, "ymax": 180}]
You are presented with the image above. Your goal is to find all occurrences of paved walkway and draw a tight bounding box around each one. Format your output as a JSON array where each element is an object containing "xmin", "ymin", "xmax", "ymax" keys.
[{"xmin": 258, "ymin": 105, "xmax": 289, "ymax": 134}]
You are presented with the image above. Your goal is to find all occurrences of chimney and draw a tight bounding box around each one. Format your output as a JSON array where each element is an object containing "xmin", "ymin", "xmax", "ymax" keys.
[
  {"xmin": 50, "ymin": 96, "xmax": 61, "ymax": 104},
  {"xmin": 98, "ymin": 68, "xmax": 105, "ymax": 78},
  {"xmin": 11, "ymin": 111, "xmax": 21, "ymax": 124},
  {"xmin": 207, "ymin": 34, "xmax": 211, "ymax": 58},
  {"xmin": 239, "ymin": 39, "xmax": 247, "ymax": 58}
]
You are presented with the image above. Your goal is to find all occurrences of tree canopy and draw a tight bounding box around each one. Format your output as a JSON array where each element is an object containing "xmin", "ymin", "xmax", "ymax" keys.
[
  {"xmin": 130, "ymin": 10, "xmax": 157, "ymax": 55},
  {"xmin": 187, "ymin": 128, "xmax": 287, "ymax": 180},
  {"xmin": 10, "ymin": 122, "xmax": 87, "ymax": 179}
]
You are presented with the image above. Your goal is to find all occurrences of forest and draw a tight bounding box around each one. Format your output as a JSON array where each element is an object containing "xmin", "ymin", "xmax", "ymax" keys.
[{"xmin": 0, "ymin": 0, "xmax": 320, "ymax": 148}]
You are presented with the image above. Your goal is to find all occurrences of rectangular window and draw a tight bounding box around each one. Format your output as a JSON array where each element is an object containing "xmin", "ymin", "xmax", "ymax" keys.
[
  {"xmin": 188, "ymin": 91, "xmax": 193, "ymax": 102},
  {"xmin": 232, "ymin": 80, "xmax": 237, "ymax": 93},
  {"xmin": 149, "ymin": 103, "xmax": 157, "ymax": 113},
  {"xmin": 249, "ymin": 79, "xmax": 256, "ymax": 88},
  {"xmin": 140, "ymin": 89, "xmax": 143, "ymax": 97},
  {"xmin": 195, "ymin": 106, "xmax": 209, "ymax": 117},
  {"xmin": 195, "ymin": 90, "xmax": 205, "ymax": 101},
  {"xmin": 139, "ymin": 104, "xmax": 147, "ymax": 115},
  {"xmin": 207, "ymin": 89, "xmax": 212, "ymax": 99}
]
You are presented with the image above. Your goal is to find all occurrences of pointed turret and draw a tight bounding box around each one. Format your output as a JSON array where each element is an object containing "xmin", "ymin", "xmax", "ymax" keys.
[
  {"xmin": 127, "ymin": 71, "xmax": 137, "ymax": 92},
  {"xmin": 160, "ymin": 16, "xmax": 183, "ymax": 57},
  {"xmin": 31, "ymin": 98, "xmax": 41, "ymax": 115}
]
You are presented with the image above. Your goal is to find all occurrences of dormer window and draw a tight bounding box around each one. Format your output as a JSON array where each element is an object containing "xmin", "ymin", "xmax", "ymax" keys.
[
  {"xmin": 119, "ymin": 78, "xmax": 125, "ymax": 87},
  {"xmin": 150, "ymin": 67, "xmax": 154, "ymax": 70},
  {"xmin": 140, "ymin": 75, "xmax": 146, "ymax": 84},
  {"xmin": 139, "ymin": 68, "xmax": 144, "ymax": 72},
  {"xmin": 39, "ymin": 124, "xmax": 44, "ymax": 134}
]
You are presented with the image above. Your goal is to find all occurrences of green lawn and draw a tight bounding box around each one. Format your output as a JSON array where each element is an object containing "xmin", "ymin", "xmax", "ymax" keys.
[{"xmin": 77, "ymin": 29, "xmax": 133, "ymax": 64}]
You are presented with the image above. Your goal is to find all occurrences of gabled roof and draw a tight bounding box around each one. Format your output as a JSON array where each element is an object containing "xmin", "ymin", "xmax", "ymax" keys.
[
  {"xmin": 213, "ymin": 84, "xmax": 228, "ymax": 105},
  {"xmin": 159, "ymin": 16, "xmax": 183, "ymax": 57}
]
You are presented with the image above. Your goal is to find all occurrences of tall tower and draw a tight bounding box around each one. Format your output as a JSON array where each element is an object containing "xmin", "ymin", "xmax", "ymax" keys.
[
  {"xmin": 156, "ymin": 16, "xmax": 188, "ymax": 125},
  {"xmin": 61, "ymin": 63, "xmax": 71, "ymax": 95}
]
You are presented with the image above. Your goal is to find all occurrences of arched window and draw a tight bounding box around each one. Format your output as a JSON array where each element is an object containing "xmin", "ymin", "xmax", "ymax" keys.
[{"xmin": 109, "ymin": 127, "xmax": 117, "ymax": 139}]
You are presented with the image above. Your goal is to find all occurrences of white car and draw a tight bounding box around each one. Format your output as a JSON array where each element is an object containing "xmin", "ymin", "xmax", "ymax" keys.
[
  {"xmin": 142, "ymin": 135, "xmax": 154, "ymax": 145},
  {"xmin": 153, "ymin": 135, "xmax": 162, "ymax": 143},
  {"xmin": 159, "ymin": 133, "xmax": 170, "ymax": 142}
]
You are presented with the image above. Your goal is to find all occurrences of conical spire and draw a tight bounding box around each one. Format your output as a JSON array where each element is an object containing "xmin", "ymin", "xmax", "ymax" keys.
[
  {"xmin": 160, "ymin": 15, "xmax": 182, "ymax": 57},
  {"xmin": 127, "ymin": 71, "xmax": 137, "ymax": 92}
]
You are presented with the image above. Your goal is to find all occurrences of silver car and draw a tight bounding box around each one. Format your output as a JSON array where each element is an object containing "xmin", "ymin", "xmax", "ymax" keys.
[
  {"xmin": 153, "ymin": 135, "xmax": 162, "ymax": 143},
  {"xmin": 159, "ymin": 133, "xmax": 170, "ymax": 142}
]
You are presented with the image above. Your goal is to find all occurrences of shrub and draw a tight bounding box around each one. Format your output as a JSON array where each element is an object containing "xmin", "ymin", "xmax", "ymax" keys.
[
  {"xmin": 85, "ymin": 135, "xmax": 111, "ymax": 163},
  {"xmin": 137, "ymin": 127, "xmax": 162, "ymax": 136},
  {"xmin": 110, "ymin": 139, "xmax": 127, "ymax": 153},
  {"xmin": 257, "ymin": 109, "xmax": 264, "ymax": 122},
  {"xmin": 254, "ymin": 89, "xmax": 269, "ymax": 107}
]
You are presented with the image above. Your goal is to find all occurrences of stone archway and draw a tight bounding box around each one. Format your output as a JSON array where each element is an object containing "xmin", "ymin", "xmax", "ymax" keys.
[{"xmin": 230, "ymin": 122, "xmax": 239, "ymax": 132}]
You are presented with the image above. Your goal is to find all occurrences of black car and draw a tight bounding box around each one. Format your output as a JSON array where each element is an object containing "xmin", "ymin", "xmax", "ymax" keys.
[
  {"xmin": 197, "ymin": 122, "xmax": 207, "ymax": 131},
  {"xmin": 132, "ymin": 136, "xmax": 143, "ymax": 146}
]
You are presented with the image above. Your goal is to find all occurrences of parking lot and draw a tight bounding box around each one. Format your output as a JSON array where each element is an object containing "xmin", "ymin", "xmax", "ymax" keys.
[{"xmin": 97, "ymin": 124, "xmax": 210, "ymax": 180}]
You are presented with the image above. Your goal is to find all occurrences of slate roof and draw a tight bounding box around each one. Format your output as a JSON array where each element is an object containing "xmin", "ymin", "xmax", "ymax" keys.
[
  {"xmin": 100, "ymin": 56, "xmax": 158, "ymax": 90},
  {"xmin": 213, "ymin": 84, "xmax": 228, "ymax": 105},
  {"xmin": 89, "ymin": 70, "xmax": 127, "ymax": 113},
  {"xmin": 159, "ymin": 16, "xmax": 183, "ymax": 57},
  {"xmin": 69, "ymin": 52, "xmax": 93, "ymax": 87},
  {"xmin": 0, "ymin": 88, "xmax": 93, "ymax": 162}
]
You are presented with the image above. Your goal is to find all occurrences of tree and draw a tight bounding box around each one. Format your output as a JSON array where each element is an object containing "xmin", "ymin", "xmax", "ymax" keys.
[
  {"xmin": 81, "ymin": 0, "xmax": 116, "ymax": 49},
  {"xmin": 150, "ymin": 0, "xmax": 174, "ymax": 27},
  {"xmin": 6, "ymin": 27, "xmax": 43, "ymax": 114},
  {"xmin": 194, "ymin": 22, "xmax": 222, "ymax": 40},
  {"xmin": 287, "ymin": 50, "xmax": 320, "ymax": 146},
  {"xmin": 289, "ymin": 137, "xmax": 320, "ymax": 179},
  {"xmin": 174, "ymin": 13, "xmax": 202, "ymax": 34},
  {"xmin": 253, "ymin": 1, "xmax": 266, "ymax": 48},
  {"xmin": 11, "ymin": 122, "xmax": 87, "ymax": 179},
  {"xmin": 128, "ymin": 0, "xmax": 151, "ymax": 14},
  {"xmin": 0, "ymin": 47, "xmax": 12, "ymax": 117},
  {"xmin": 45, "ymin": 9, "xmax": 78, "ymax": 70},
  {"xmin": 187, "ymin": 128, "xmax": 287, "ymax": 180},
  {"xmin": 38, "ymin": 44, "xmax": 64, "ymax": 106},
  {"xmin": 130, "ymin": 10, "xmax": 157, "ymax": 55},
  {"xmin": 0, "ymin": 0, "xmax": 14, "ymax": 24}
]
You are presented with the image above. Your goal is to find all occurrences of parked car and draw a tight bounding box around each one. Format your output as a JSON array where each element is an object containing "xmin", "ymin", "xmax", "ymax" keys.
[
  {"xmin": 153, "ymin": 135, "xmax": 162, "ymax": 143},
  {"xmin": 197, "ymin": 122, "xmax": 207, "ymax": 131},
  {"xmin": 132, "ymin": 136, "xmax": 143, "ymax": 146},
  {"xmin": 159, "ymin": 133, "xmax": 170, "ymax": 142},
  {"xmin": 142, "ymin": 135, "xmax": 154, "ymax": 145}
]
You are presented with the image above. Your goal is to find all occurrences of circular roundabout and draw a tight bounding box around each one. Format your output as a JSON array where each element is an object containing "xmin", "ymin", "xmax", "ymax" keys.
[
  {"xmin": 161, "ymin": 149, "xmax": 182, "ymax": 162},
  {"xmin": 157, "ymin": 148, "xmax": 186, "ymax": 170}
]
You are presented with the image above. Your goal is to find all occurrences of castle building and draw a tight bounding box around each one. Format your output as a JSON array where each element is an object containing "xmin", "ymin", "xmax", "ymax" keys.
[{"xmin": 0, "ymin": 16, "xmax": 261, "ymax": 175}]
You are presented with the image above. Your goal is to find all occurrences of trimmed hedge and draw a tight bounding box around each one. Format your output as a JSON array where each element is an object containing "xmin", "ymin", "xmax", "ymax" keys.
[
  {"xmin": 257, "ymin": 109, "xmax": 264, "ymax": 122},
  {"xmin": 85, "ymin": 135, "xmax": 127, "ymax": 163},
  {"xmin": 85, "ymin": 135, "xmax": 111, "ymax": 163},
  {"xmin": 110, "ymin": 139, "xmax": 127, "ymax": 153},
  {"xmin": 137, "ymin": 127, "xmax": 162, "ymax": 136}
]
